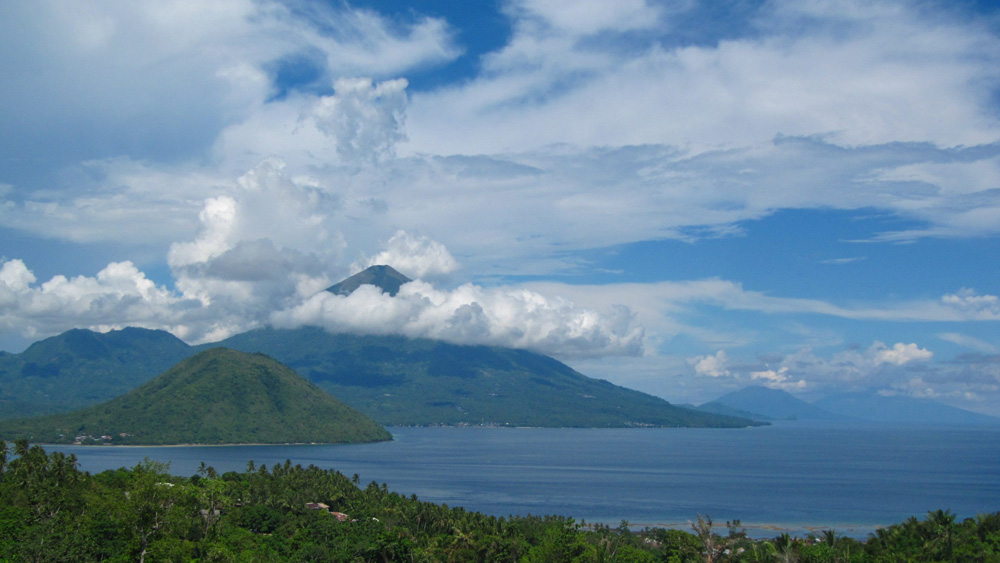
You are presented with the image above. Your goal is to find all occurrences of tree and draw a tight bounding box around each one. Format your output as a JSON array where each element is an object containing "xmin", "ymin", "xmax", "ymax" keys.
[
  {"xmin": 927, "ymin": 508, "xmax": 956, "ymax": 560},
  {"xmin": 115, "ymin": 459, "xmax": 196, "ymax": 563}
]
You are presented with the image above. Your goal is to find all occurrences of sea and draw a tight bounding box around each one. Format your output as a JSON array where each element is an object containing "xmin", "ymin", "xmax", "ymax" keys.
[{"xmin": 47, "ymin": 421, "xmax": 1000, "ymax": 539}]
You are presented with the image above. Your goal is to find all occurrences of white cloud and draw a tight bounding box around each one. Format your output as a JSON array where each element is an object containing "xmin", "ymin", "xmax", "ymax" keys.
[
  {"xmin": 939, "ymin": 333, "xmax": 998, "ymax": 354},
  {"xmin": 271, "ymin": 279, "xmax": 644, "ymax": 358},
  {"xmin": 869, "ymin": 341, "xmax": 933, "ymax": 366},
  {"xmin": 881, "ymin": 377, "xmax": 940, "ymax": 399},
  {"xmin": 407, "ymin": 0, "xmax": 1000, "ymax": 156},
  {"xmin": 506, "ymin": 0, "xmax": 662, "ymax": 37},
  {"xmin": 942, "ymin": 289, "xmax": 1000, "ymax": 319},
  {"xmin": 0, "ymin": 0, "xmax": 457, "ymax": 161},
  {"xmin": 354, "ymin": 230, "xmax": 458, "ymax": 279},
  {"xmin": 310, "ymin": 77, "xmax": 409, "ymax": 165},
  {"xmin": 161, "ymin": 159, "xmax": 346, "ymax": 338},
  {"xmin": 688, "ymin": 350, "xmax": 731, "ymax": 378},
  {"xmin": 168, "ymin": 158, "xmax": 342, "ymax": 272},
  {"xmin": 750, "ymin": 366, "xmax": 806, "ymax": 391},
  {"xmin": 0, "ymin": 259, "xmax": 36, "ymax": 294},
  {"xmin": 522, "ymin": 280, "xmax": 1000, "ymax": 351},
  {"xmin": 0, "ymin": 0, "xmax": 998, "ymax": 416},
  {"xmin": 2, "ymin": 1, "xmax": 999, "ymax": 266},
  {"xmin": 0, "ymin": 259, "xmax": 190, "ymax": 342}
]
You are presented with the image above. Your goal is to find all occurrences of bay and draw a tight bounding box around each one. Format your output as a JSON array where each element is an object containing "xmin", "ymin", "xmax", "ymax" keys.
[{"xmin": 48, "ymin": 421, "xmax": 1000, "ymax": 538}]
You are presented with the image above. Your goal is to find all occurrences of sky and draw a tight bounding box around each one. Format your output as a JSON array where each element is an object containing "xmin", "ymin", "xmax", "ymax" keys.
[{"xmin": 1, "ymin": 0, "xmax": 999, "ymax": 414}]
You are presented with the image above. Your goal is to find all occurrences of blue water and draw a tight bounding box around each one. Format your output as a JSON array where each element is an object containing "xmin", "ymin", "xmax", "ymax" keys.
[{"xmin": 47, "ymin": 422, "xmax": 1000, "ymax": 538}]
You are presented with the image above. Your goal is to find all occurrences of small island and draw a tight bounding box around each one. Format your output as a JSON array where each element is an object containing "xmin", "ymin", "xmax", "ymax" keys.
[{"xmin": 0, "ymin": 348, "xmax": 392, "ymax": 445}]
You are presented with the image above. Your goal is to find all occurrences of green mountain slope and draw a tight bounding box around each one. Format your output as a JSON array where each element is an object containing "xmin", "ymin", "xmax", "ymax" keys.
[
  {"xmin": 0, "ymin": 348, "xmax": 392, "ymax": 445},
  {"xmin": 210, "ymin": 327, "xmax": 759, "ymax": 428},
  {"xmin": 0, "ymin": 327, "xmax": 193, "ymax": 419}
]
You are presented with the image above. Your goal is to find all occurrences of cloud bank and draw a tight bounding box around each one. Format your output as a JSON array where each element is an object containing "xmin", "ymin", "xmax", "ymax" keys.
[{"xmin": 271, "ymin": 279, "xmax": 643, "ymax": 358}]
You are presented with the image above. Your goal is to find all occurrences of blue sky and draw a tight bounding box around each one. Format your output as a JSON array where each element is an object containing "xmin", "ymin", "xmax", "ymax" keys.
[{"xmin": 1, "ymin": 0, "xmax": 999, "ymax": 413}]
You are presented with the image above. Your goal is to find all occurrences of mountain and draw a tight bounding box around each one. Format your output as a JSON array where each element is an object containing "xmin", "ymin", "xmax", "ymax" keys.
[
  {"xmin": 0, "ymin": 348, "xmax": 392, "ymax": 445},
  {"xmin": 814, "ymin": 392, "xmax": 1000, "ymax": 426},
  {"xmin": 695, "ymin": 401, "xmax": 776, "ymax": 422},
  {"xmin": 702, "ymin": 386, "xmax": 842, "ymax": 421},
  {"xmin": 209, "ymin": 327, "xmax": 760, "ymax": 428},
  {"xmin": 0, "ymin": 327, "xmax": 193, "ymax": 420},
  {"xmin": 0, "ymin": 326, "xmax": 758, "ymax": 428},
  {"xmin": 326, "ymin": 264, "xmax": 412, "ymax": 297}
]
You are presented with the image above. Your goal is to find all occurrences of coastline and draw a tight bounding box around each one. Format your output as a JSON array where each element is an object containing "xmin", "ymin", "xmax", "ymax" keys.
[
  {"xmin": 45, "ymin": 424, "xmax": 1000, "ymax": 542},
  {"xmin": 610, "ymin": 520, "xmax": 885, "ymax": 540}
]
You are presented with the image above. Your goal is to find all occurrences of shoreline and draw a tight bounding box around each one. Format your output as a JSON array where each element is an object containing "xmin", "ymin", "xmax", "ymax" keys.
[
  {"xmin": 603, "ymin": 520, "xmax": 885, "ymax": 540},
  {"xmin": 34, "ymin": 439, "xmax": 389, "ymax": 448}
]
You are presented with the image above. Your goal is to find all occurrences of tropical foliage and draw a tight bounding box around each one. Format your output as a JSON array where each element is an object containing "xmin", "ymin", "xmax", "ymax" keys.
[
  {"xmin": 0, "ymin": 327, "xmax": 191, "ymax": 420},
  {"xmin": 215, "ymin": 327, "xmax": 760, "ymax": 428},
  {"xmin": 0, "ymin": 349, "xmax": 391, "ymax": 445},
  {"xmin": 0, "ymin": 326, "xmax": 760, "ymax": 428},
  {"xmin": 1, "ymin": 442, "xmax": 997, "ymax": 562}
]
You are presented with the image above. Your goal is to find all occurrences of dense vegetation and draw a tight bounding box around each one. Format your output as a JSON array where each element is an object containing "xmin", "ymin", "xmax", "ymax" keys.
[
  {"xmin": 0, "ymin": 349, "xmax": 391, "ymax": 445},
  {"xmin": 1, "ymin": 326, "xmax": 758, "ymax": 428},
  {"xmin": 2, "ymin": 441, "xmax": 998, "ymax": 562},
  {"xmin": 0, "ymin": 327, "xmax": 191, "ymax": 419},
  {"xmin": 214, "ymin": 327, "xmax": 759, "ymax": 428}
]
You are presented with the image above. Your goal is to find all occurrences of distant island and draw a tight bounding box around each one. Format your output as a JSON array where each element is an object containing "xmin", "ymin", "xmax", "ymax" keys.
[
  {"xmin": 0, "ymin": 348, "xmax": 392, "ymax": 445},
  {"xmin": 693, "ymin": 385, "xmax": 1000, "ymax": 426}
]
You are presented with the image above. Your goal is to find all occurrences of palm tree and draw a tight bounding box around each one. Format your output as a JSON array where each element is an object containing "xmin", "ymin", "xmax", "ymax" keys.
[
  {"xmin": 927, "ymin": 509, "xmax": 956, "ymax": 559},
  {"xmin": 14, "ymin": 438, "xmax": 29, "ymax": 458},
  {"xmin": 773, "ymin": 533, "xmax": 799, "ymax": 563},
  {"xmin": 692, "ymin": 514, "xmax": 719, "ymax": 563}
]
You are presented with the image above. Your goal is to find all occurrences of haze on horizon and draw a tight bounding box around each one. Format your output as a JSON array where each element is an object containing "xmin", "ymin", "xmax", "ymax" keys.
[{"xmin": 1, "ymin": 0, "xmax": 998, "ymax": 415}]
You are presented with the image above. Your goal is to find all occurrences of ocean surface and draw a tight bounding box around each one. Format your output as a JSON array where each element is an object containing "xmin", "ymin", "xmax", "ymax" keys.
[{"xmin": 47, "ymin": 421, "xmax": 1000, "ymax": 538}]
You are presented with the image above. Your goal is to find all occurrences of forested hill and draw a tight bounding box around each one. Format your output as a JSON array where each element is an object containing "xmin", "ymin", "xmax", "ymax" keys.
[
  {"xmin": 210, "ymin": 327, "xmax": 757, "ymax": 428},
  {"xmin": 0, "ymin": 327, "xmax": 192, "ymax": 419},
  {"xmin": 0, "ymin": 326, "xmax": 759, "ymax": 428},
  {"xmin": 0, "ymin": 348, "xmax": 392, "ymax": 445}
]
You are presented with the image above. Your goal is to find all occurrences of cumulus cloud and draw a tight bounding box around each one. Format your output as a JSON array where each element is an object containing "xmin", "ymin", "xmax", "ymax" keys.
[
  {"xmin": 688, "ymin": 350, "xmax": 731, "ymax": 378},
  {"xmin": 750, "ymin": 366, "xmax": 806, "ymax": 391},
  {"xmin": 310, "ymin": 77, "xmax": 409, "ymax": 165},
  {"xmin": 942, "ymin": 289, "xmax": 1000, "ymax": 319},
  {"xmin": 732, "ymin": 341, "xmax": 935, "ymax": 396},
  {"xmin": 168, "ymin": 158, "xmax": 342, "ymax": 270},
  {"xmin": 0, "ymin": 1, "xmax": 456, "ymax": 171},
  {"xmin": 0, "ymin": 258, "xmax": 189, "ymax": 341},
  {"xmin": 161, "ymin": 158, "xmax": 347, "ymax": 339},
  {"xmin": 353, "ymin": 230, "xmax": 458, "ymax": 279},
  {"xmin": 271, "ymin": 279, "xmax": 644, "ymax": 358},
  {"xmin": 880, "ymin": 377, "xmax": 940, "ymax": 399},
  {"xmin": 869, "ymin": 341, "xmax": 933, "ymax": 366}
]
